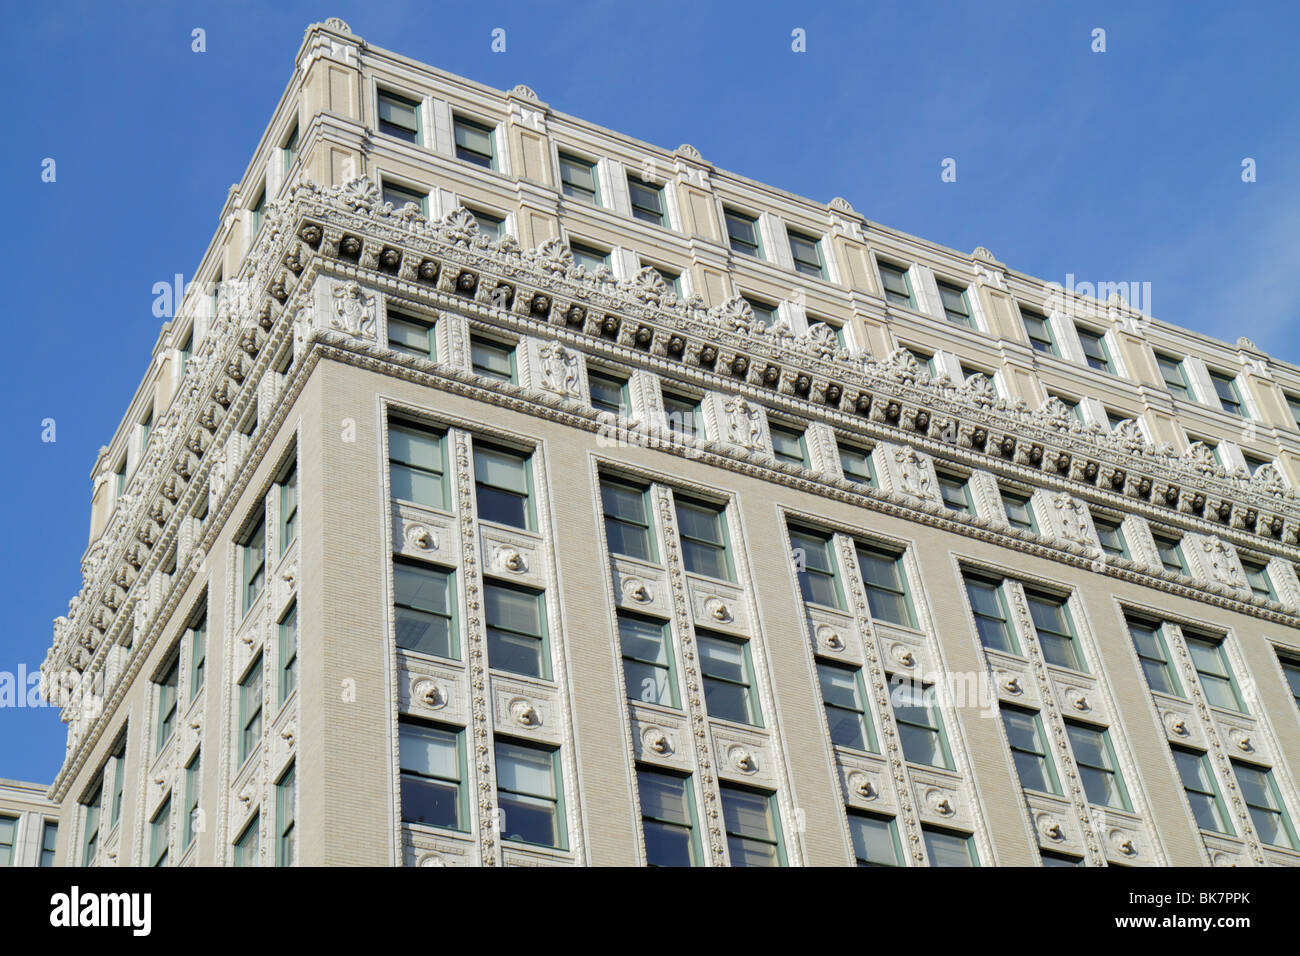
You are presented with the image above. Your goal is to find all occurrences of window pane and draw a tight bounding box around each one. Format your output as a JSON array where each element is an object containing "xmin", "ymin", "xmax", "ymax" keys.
[
  {"xmin": 925, "ymin": 828, "xmax": 976, "ymax": 867},
  {"xmin": 849, "ymin": 813, "xmax": 901, "ymax": 866}
]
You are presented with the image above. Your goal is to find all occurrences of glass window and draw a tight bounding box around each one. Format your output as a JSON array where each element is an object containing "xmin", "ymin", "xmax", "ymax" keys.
[
  {"xmin": 1093, "ymin": 516, "xmax": 1128, "ymax": 558},
  {"xmin": 724, "ymin": 209, "xmax": 761, "ymax": 258},
  {"xmin": 638, "ymin": 768, "xmax": 700, "ymax": 866},
  {"xmin": 769, "ymin": 423, "xmax": 808, "ymax": 467},
  {"xmin": 485, "ymin": 583, "xmax": 548, "ymax": 679},
  {"xmin": 149, "ymin": 797, "xmax": 171, "ymax": 867},
  {"xmin": 39, "ymin": 821, "xmax": 57, "ymax": 867},
  {"xmin": 470, "ymin": 208, "xmax": 504, "ymax": 240},
  {"xmin": 278, "ymin": 463, "xmax": 299, "ymax": 553},
  {"xmin": 0, "ymin": 815, "xmax": 15, "ymax": 867},
  {"xmin": 1156, "ymin": 353, "xmax": 1190, "ymax": 399},
  {"xmin": 1210, "ymin": 371, "xmax": 1245, "ymax": 416},
  {"xmin": 389, "ymin": 421, "xmax": 447, "ymax": 510},
  {"xmin": 1185, "ymin": 633, "xmax": 1246, "ymax": 712},
  {"xmin": 697, "ymin": 631, "xmax": 760, "ymax": 726},
  {"xmin": 81, "ymin": 785, "xmax": 101, "ymax": 865},
  {"xmin": 1232, "ymin": 761, "xmax": 1298, "ymax": 849},
  {"xmin": 890, "ymin": 679, "xmax": 952, "ymax": 769},
  {"xmin": 965, "ymin": 575, "xmax": 1017, "ymax": 654},
  {"xmin": 241, "ymin": 517, "xmax": 266, "ymax": 616},
  {"xmin": 1152, "ymin": 534, "xmax": 1186, "ymax": 575},
  {"xmin": 232, "ymin": 816, "xmax": 259, "ymax": 866},
  {"xmin": 474, "ymin": 444, "xmax": 532, "ymax": 531},
  {"xmin": 387, "ymin": 311, "xmax": 436, "ymax": 360},
  {"xmin": 1279, "ymin": 654, "xmax": 1300, "ymax": 712},
  {"xmin": 400, "ymin": 720, "xmax": 465, "ymax": 831},
  {"xmin": 601, "ymin": 479, "xmax": 656, "ymax": 562},
  {"xmin": 381, "ymin": 180, "xmax": 427, "ymax": 216},
  {"xmin": 721, "ymin": 785, "xmax": 784, "ymax": 866},
  {"xmin": 662, "ymin": 392, "xmax": 702, "ymax": 439},
  {"xmin": 275, "ymin": 764, "xmax": 295, "ymax": 867},
  {"xmin": 819, "ymin": 661, "xmax": 875, "ymax": 752},
  {"xmin": 282, "ymin": 122, "xmax": 299, "ymax": 174},
  {"xmin": 1173, "ymin": 748, "xmax": 1233, "ymax": 835},
  {"xmin": 857, "ymin": 545, "xmax": 917, "ymax": 628},
  {"xmin": 937, "ymin": 471, "xmax": 972, "ymax": 515},
  {"xmin": 377, "ymin": 90, "xmax": 420, "ymax": 143},
  {"xmin": 570, "ymin": 242, "xmax": 609, "ymax": 273},
  {"xmin": 848, "ymin": 812, "xmax": 903, "ymax": 866},
  {"xmin": 1077, "ymin": 327, "xmax": 1113, "ymax": 373},
  {"xmin": 1026, "ymin": 590, "xmax": 1084, "ymax": 671},
  {"xmin": 279, "ymin": 603, "xmax": 298, "ymax": 705},
  {"xmin": 1020, "ymin": 307, "xmax": 1056, "ymax": 355},
  {"xmin": 559, "ymin": 152, "xmax": 600, "ymax": 204},
  {"xmin": 924, "ymin": 827, "xmax": 978, "ymax": 866},
  {"xmin": 1128, "ymin": 618, "xmax": 1182, "ymax": 696},
  {"xmin": 1041, "ymin": 850, "xmax": 1084, "ymax": 866},
  {"xmin": 742, "ymin": 296, "xmax": 778, "ymax": 328},
  {"xmin": 1003, "ymin": 707, "xmax": 1059, "ymax": 794},
  {"xmin": 470, "ymin": 336, "xmax": 515, "ymax": 383},
  {"xmin": 788, "ymin": 230, "xmax": 825, "ymax": 278},
  {"xmin": 183, "ymin": 752, "xmax": 201, "ymax": 851},
  {"xmin": 588, "ymin": 370, "xmax": 629, "ymax": 417},
  {"xmin": 1286, "ymin": 393, "xmax": 1300, "ymax": 430},
  {"xmin": 453, "ymin": 115, "xmax": 495, "ymax": 169},
  {"xmin": 628, "ymin": 175, "xmax": 666, "ymax": 225},
  {"xmin": 1002, "ymin": 490, "xmax": 1037, "ymax": 533},
  {"xmin": 109, "ymin": 738, "xmax": 126, "ymax": 827},
  {"xmin": 238, "ymin": 655, "xmax": 263, "ymax": 767},
  {"xmin": 839, "ymin": 442, "xmax": 875, "ymax": 486},
  {"xmin": 878, "ymin": 262, "xmax": 914, "ymax": 308},
  {"xmin": 1240, "ymin": 559, "xmax": 1275, "ymax": 601},
  {"xmin": 675, "ymin": 498, "xmax": 732, "ymax": 581},
  {"xmin": 156, "ymin": 657, "xmax": 179, "ymax": 753},
  {"xmin": 619, "ymin": 613, "xmax": 678, "ymax": 708},
  {"xmin": 938, "ymin": 281, "xmax": 973, "ymax": 327},
  {"xmin": 790, "ymin": 528, "xmax": 843, "ymax": 609},
  {"xmin": 394, "ymin": 560, "xmax": 456, "ymax": 659},
  {"xmin": 1065, "ymin": 722, "xmax": 1131, "ymax": 810},
  {"xmin": 495, "ymin": 740, "xmax": 565, "ymax": 849}
]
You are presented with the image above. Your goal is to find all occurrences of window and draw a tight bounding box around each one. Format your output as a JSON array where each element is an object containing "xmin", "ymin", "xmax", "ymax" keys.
[
  {"xmin": 938, "ymin": 281, "xmax": 973, "ymax": 327},
  {"xmin": 662, "ymin": 392, "xmax": 702, "ymax": 439},
  {"xmin": 1241, "ymin": 558, "xmax": 1275, "ymax": 601},
  {"xmin": 742, "ymin": 296, "xmax": 778, "ymax": 328},
  {"xmin": 109, "ymin": 738, "xmax": 126, "ymax": 827},
  {"xmin": 906, "ymin": 348, "xmax": 936, "ymax": 377},
  {"xmin": 1077, "ymin": 327, "xmax": 1113, "ymax": 373},
  {"xmin": 889, "ymin": 679, "xmax": 952, "ymax": 769},
  {"xmin": 1093, "ymin": 516, "xmax": 1128, "ymax": 558},
  {"xmin": 381, "ymin": 180, "xmax": 427, "ymax": 216},
  {"xmin": 1002, "ymin": 490, "xmax": 1037, "ymax": 533},
  {"xmin": 818, "ymin": 662, "xmax": 875, "ymax": 752},
  {"xmin": 474, "ymin": 444, "xmax": 533, "ymax": 530},
  {"xmin": 399, "ymin": 720, "xmax": 466, "ymax": 830},
  {"xmin": 156, "ymin": 657, "xmax": 179, "ymax": 753},
  {"xmin": 936, "ymin": 471, "xmax": 972, "ymax": 515},
  {"xmin": 769, "ymin": 423, "xmax": 808, "ymax": 467},
  {"xmin": 178, "ymin": 331, "xmax": 192, "ymax": 378},
  {"xmin": 619, "ymin": 613, "xmax": 678, "ymax": 708},
  {"xmin": 387, "ymin": 310, "xmax": 436, "ymax": 360},
  {"xmin": 232, "ymin": 816, "xmax": 259, "ymax": 866},
  {"xmin": 470, "ymin": 336, "xmax": 515, "ymax": 383},
  {"xmin": 452, "ymin": 115, "xmax": 495, "ymax": 169},
  {"xmin": 275, "ymin": 764, "xmax": 296, "ymax": 867},
  {"xmin": 857, "ymin": 545, "xmax": 917, "ymax": 629},
  {"xmin": 1173, "ymin": 748, "xmax": 1233, "ymax": 835},
  {"xmin": 1048, "ymin": 392, "xmax": 1084, "ymax": 423},
  {"xmin": 183, "ymin": 752, "xmax": 201, "ymax": 851},
  {"xmin": 1209, "ymin": 371, "xmax": 1245, "ymax": 416},
  {"xmin": 675, "ymin": 498, "xmax": 732, "ymax": 581},
  {"xmin": 470, "ymin": 208, "xmax": 504, "ymax": 240},
  {"xmin": 787, "ymin": 230, "xmax": 825, "ymax": 278},
  {"xmin": 1065, "ymin": 722, "xmax": 1131, "ymax": 810},
  {"xmin": 485, "ymin": 583, "xmax": 548, "ymax": 679},
  {"xmin": 588, "ymin": 369, "xmax": 629, "ymax": 417},
  {"xmin": 648, "ymin": 265, "xmax": 682, "ymax": 296},
  {"xmin": 790, "ymin": 528, "xmax": 843, "ymax": 609},
  {"xmin": 724, "ymin": 209, "xmax": 761, "ymax": 258},
  {"xmin": 1185, "ymin": 633, "xmax": 1246, "ymax": 712},
  {"xmin": 1155, "ymin": 352, "xmax": 1191, "ymax": 398},
  {"xmin": 1020, "ymin": 307, "xmax": 1056, "ymax": 355},
  {"xmin": 638, "ymin": 768, "xmax": 700, "ymax": 866},
  {"xmin": 839, "ymin": 442, "xmax": 875, "ymax": 486},
  {"xmin": 1003, "ymin": 707, "xmax": 1059, "ymax": 794},
  {"xmin": 965, "ymin": 574, "xmax": 1017, "ymax": 654},
  {"xmin": 81, "ymin": 785, "xmax": 101, "ymax": 865},
  {"xmin": 39, "ymin": 821, "xmax": 57, "ymax": 867},
  {"xmin": 279, "ymin": 463, "xmax": 298, "ymax": 553},
  {"xmin": 389, "ymin": 421, "xmax": 447, "ymax": 510},
  {"xmin": 238, "ymin": 655, "xmax": 263, "ymax": 767},
  {"xmin": 697, "ymin": 632, "xmax": 760, "ymax": 726},
  {"xmin": 601, "ymin": 479, "xmax": 656, "ymax": 562},
  {"xmin": 250, "ymin": 188, "xmax": 265, "ymax": 236},
  {"xmin": 1128, "ymin": 618, "xmax": 1182, "ymax": 696},
  {"xmin": 1287, "ymin": 393, "xmax": 1300, "ymax": 430},
  {"xmin": 393, "ymin": 560, "xmax": 456, "ymax": 659},
  {"xmin": 878, "ymin": 262, "xmax": 914, "ymax": 308},
  {"xmin": 628, "ymin": 175, "xmax": 666, "ymax": 226},
  {"xmin": 241, "ymin": 517, "xmax": 266, "ymax": 615},
  {"xmin": 278, "ymin": 603, "xmax": 298, "ymax": 705},
  {"xmin": 1232, "ymin": 762, "xmax": 1297, "ymax": 849},
  {"xmin": 282, "ymin": 121, "xmax": 298, "ymax": 174},
  {"xmin": 149, "ymin": 797, "xmax": 171, "ymax": 867},
  {"xmin": 377, "ymin": 90, "xmax": 420, "ymax": 143},
  {"xmin": 558, "ymin": 152, "xmax": 600, "ymax": 204},
  {"xmin": 1243, "ymin": 453, "xmax": 1271, "ymax": 477},
  {"xmin": 924, "ymin": 827, "xmax": 978, "ymax": 866},
  {"xmin": 0, "ymin": 816, "xmax": 15, "ymax": 866},
  {"xmin": 1279, "ymin": 654, "xmax": 1300, "ymax": 712},
  {"xmin": 720, "ymin": 785, "xmax": 784, "ymax": 866},
  {"xmin": 1041, "ymin": 850, "xmax": 1084, "ymax": 867},
  {"xmin": 495, "ymin": 740, "xmax": 566, "ymax": 849},
  {"xmin": 570, "ymin": 241, "xmax": 609, "ymax": 273},
  {"xmin": 1152, "ymin": 533, "xmax": 1186, "ymax": 576},
  {"xmin": 848, "ymin": 812, "xmax": 903, "ymax": 866},
  {"xmin": 1026, "ymin": 590, "xmax": 1084, "ymax": 671}
]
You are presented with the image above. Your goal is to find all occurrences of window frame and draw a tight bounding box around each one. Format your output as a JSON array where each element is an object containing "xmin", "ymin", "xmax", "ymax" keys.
[
  {"xmin": 600, "ymin": 478, "xmax": 657, "ymax": 563},
  {"xmin": 627, "ymin": 174, "xmax": 667, "ymax": 226},
  {"xmin": 393, "ymin": 558, "xmax": 458, "ymax": 660},
  {"xmin": 484, "ymin": 581, "xmax": 550, "ymax": 681},
  {"xmin": 790, "ymin": 527, "xmax": 845, "ymax": 610},
  {"xmin": 674, "ymin": 496, "xmax": 734, "ymax": 582},
  {"xmin": 473, "ymin": 442, "xmax": 535, "ymax": 532},
  {"xmin": 818, "ymin": 660, "xmax": 877, "ymax": 753},
  {"xmin": 618, "ymin": 611, "xmax": 680, "ymax": 709},
  {"xmin": 720, "ymin": 784, "xmax": 785, "ymax": 867},
  {"xmin": 637, "ymin": 766, "xmax": 702, "ymax": 867},
  {"xmin": 847, "ymin": 811, "xmax": 904, "ymax": 866},
  {"xmin": 1172, "ymin": 747, "xmax": 1234, "ymax": 836},
  {"xmin": 878, "ymin": 261, "xmax": 914, "ymax": 309},
  {"xmin": 937, "ymin": 280, "xmax": 974, "ymax": 328},
  {"xmin": 388, "ymin": 419, "xmax": 449, "ymax": 512},
  {"xmin": 1020, "ymin": 307, "xmax": 1057, "ymax": 356},
  {"xmin": 376, "ymin": 88, "xmax": 422, "ymax": 144},
  {"xmin": 696, "ymin": 630, "xmax": 762, "ymax": 727},
  {"xmin": 1076, "ymin": 326, "xmax": 1114, "ymax": 373},
  {"xmin": 1065, "ymin": 721, "xmax": 1132, "ymax": 811},
  {"xmin": 889, "ymin": 678, "xmax": 954, "ymax": 770},
  {"xmin": 469, "ymin": 334, "xmax": 517, "ymax": 384},
  {"xmin": 237, "ymin": 653, "xmax": 264, "ymax": 769},
  {"xmin": 398, "ymin": 718, "xmax": 468, "ymax": 833},
  {"xmin": 494, "ymin": 739, "xmax": 567, "ymax": 851},
  {"xmin": 558, "ymin": 151, "xmax": 601, "ymax": 205},
  {"xmin": 964, "ymin": 573, "xmax": 1019, "ymax": 655},
  {"xmin": 1232, "ymin": 761, "xmax": 1298, "ymax": 850},
  {"xmin": 857, "ymin": 544, "xmax": 918, "ymax": 629},
  {"xmin": 787, "ymin": 229, "xmax": 826, "ymax": 279},
  {"xmin": 768, "ymin": 421, "xmax": 809, "ymax": 468},
  {"xmin": 1002, "ymin": 706, "xmax": 1061, "ymax": 795},
  {"xmin": 723, "ymin": 208, "xmax": 762, "ymax": 258},
  {"xmin": 452, "ymin": 113, "xmax": 496, "ymax": 169},
  {"xmin": 386, "ymin": 309, "xmax": 437, "ymax": 361}
]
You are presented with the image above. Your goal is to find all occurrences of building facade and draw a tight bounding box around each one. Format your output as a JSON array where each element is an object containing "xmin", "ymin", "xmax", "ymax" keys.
[{"xmin": 17, "ymin": 18, "xmax": 1300, "ymax": 866}]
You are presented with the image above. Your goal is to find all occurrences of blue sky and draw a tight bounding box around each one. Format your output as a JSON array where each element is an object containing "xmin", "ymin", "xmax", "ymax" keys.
[{"xmin": 2, "ymin": 1, "xmax": 1297, "ymax": 783}]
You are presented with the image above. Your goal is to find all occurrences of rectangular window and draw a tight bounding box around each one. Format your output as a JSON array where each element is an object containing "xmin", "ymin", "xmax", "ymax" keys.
[
  {"xmin": 495, "ymin": 740, "xmax": 566, "ymax": 850},
  {"xmin": 39, "ymin": 821, "xmax": 57, "ymax": 867},
  {"xmin": 787, "ymin": 230, "xmax": 825, "ymax": 278},
  {"xmin": 769, "ymin": 423, "xmax": 808, "ymax": 468},
  {"xmin": 1065, "ymin": 722, "xmax": 1131, "ymax": 810},
  {"xmin": 1077, "ymin": 327, "xmax": 1113, "ymax": 373},
  {"xmin": 394, "ymin": 560, "xmax": 456, "ymax": 659},
  {"xmin": 857, "ymin": 545, "xmax": 917, "ymax": 629},
  {"xmin": 469, "ymin": 336, "xmax": 516, "ymax": 383},
  {"xmin": 387, "ymin": 310, "xmax": 436, "ymax": 360},
  {"xmin": 938, "ymin": 281, "xmax": 973, "ymax": 327},
  {"xmin": 282, "ymin": 122, "xmax": 298, "ymax": 174},
  {"xmin": 1243, "ymin": 453, "xmax": 1271, "ymax": 477},
  {"xmin": 662, "ymin": 392, "xmax": 702, "ymax": 440},
  {"xmin": 1002, "ymin": 707, "xmax": 1060, "ymax": 794},
  {"xmin": 474, "ymin": 444, "xmax": 533, "ymax": 531},
  {"xmin": 638, "ymin": 768, "xmax": 700, "ymax": 866},
  {"xmin": 238, "ymin": 655, "xmax": 263, "ymax": 767},
  {"xmin": 601, "ymin": 479, "xmax": 656, "ymax": 562},
  {"xmin": 485, "ymin": 583, "xmax": 548, "ymax": 679},
  {"xmin": 1002, "ymin": 490, "xmax": 1037, "ymax": 533},
  {"xmin": 570, "ymin": 241, "xmax": 609, "ymax": 273},
  {"xmin": 241, "ymin": 517, "xmax": 266, "ymax": 616},
  {"xmin": 381, "ymin": 180, "xmax": 427, "ymax": 216},
  {"xmin": 558, "ymin": 152, "xmax": 600, "ymax": 204},
  {"xmin": 890, "ymin": 679, "xmax": 952, "ymax": 770},
  {"xmin": 1185, "ymin": 633, "xmax": 1246, "ymax": 712},
  {"xmin": 619, "ymin": 612, "xmax": 678, "ymax": 708},
  {"xmin": 1240, "ymin": 559, "xmax": 1275, "ymax": 601},
  {"xmin": 250, "ymin": 189, "xmax": 265, "ymax": 237},
  {"xmin": 278, "ymin": 603, "xmax": 298, "ymax": 705},
  {"xmin": 628, "ymin": 175, "xmax": 666, "ymax": 226},
  {"xmin": 1026, "ymin": 590, "xmax": 1084, "ymax": 671},
  {"xmin": 1093, "ymin": 516, "xmax": 1128, "ymax": 558},
  {"xmin": 183, "ymin": 752, "xmax": 201, "ymax": 851},
  {"xmin": 1020, "ymin": 307, "xmax": 1056, "ymax": 355},
  {"xmin": 648, "ymin": 265, "xmax": 681, "ymax": 297},
  {"xmin": 81, "ymin": 785, "xmax": 101, "ymax": 865},
  {"xmin": 399, "ymin": 719, "xmax": 466, "ymax": 831},
  {"xmin": 587, "ymin": 370, "xmax": 629, "ymax": 417},
  {"xmin": 742, "ymin": 296, "xmax": 778, "ymax": 328},
  {"xmin": 878, "ymin": 262, "xmax": 914, "ymax": 308},
  {"xmin": 1152, "ymin": 533, "xmax": 1186, "ymax": 575},
  {"xmin": 275, "ymin": 764, "xmax": 295, "ymax": 867},
  {"xmin": 377, "ymin": 90, "xmax": 420, "ymax": 143},
  {"xmin": 0, "ymin": 815, "xmax": 15, "ymax": 867},
  {"xmin": 1173, "ymin": 747, "xmax": 1233, "ymax": 835},
  {"xmin": 819, "ymin": 661, "xmax": 875, "ymax": 752},
  {"xmin": 1156, "ymin": 353, "xmax": 1190, "ymax": 399},
  {"xmin": 1210, "ymin": 371, "xmax": 1245, "ymax": 416},
  {"xmin": 178, "ymin": 331, "xmax": 192, "ymax": 378},
  {"xmin": 156, "ymin": 657, "xmax": 179, "ymax": 753},
  {"xmin": 848, "ymin": 812, "xmax": 903, "ymax": 866},
  {"xmin": 1233, "ymin": 762, "xmax": 1298, "ymax": 849},
  {"xmin": 839, "ymin": 442, "xmax": 875, "ymax": 486},
  {"xmin": 1279, "ymin": 654, "xmax": 1300, "ymax": 712},
  {"xmin": 697, "ymin": 632, "xmax": 760, "ymax": 726},
  {"xmin": 790, "ymin": 528, "xmax": 843, "ymax": 609},
  {"xmin": 965, "ymin": 574, "xmax": 1018, "ymax": 654},
  {"xmin": 720, "ymin": 785, "xmax": 784, "ymax": 866},
  {"xmin": 109, "ymin": 737, "xmax": 126, "ymax": 827},
  {"xmin": 279, "ymin": 463, "xmax": 298, "ymax": 553},
  {"xmin": 470, "ymin": 208, "xmax": 504, "ymax": 240},
  {"xmin": 1128, "ymin": 618, "xmax": 1182, "ymax": 696},
  {"xmin": 453, "ymin": 115, "xmax": 495, "ymax": 169},
  {"xmin": 232, "ymin": 816, "xmax": 259, "ymax": 866},
  {"xmin": 924, "ymin": 827, "xmax": 978, "ymax": 866},
  {"xmin": 937, "ymin": 471, "xmax": 972, "ymax": 515},
  {"xmin": 724, "ymin": 209, "xmax": 761, "ymax": 258},
  {"xmin": 149, "ymin": 797, "xmax": 171, "ymax": 867},
  {"xmin": 1041, "ymin": 851, "xmax": 1085, "ymax": 866},
  {"xmin": 675, "ymin": 497, "xmax": 733, "ymax": 581},
  {"xmin": 1286, "ymin": 393, "xmax": 1300, "ymax": 430},
  {"xmin": 389, "ymin": 421, "xmax": 447, "ymax": 510}
]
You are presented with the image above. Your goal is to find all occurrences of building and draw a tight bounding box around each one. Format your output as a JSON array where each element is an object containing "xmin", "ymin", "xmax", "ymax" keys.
[
  {"xmin": 17, "ymin": 17, "xmax": 1300, "ymax": 867},
  {"xmin": 0, "ymin": 780, "xmax": 59, "ymax": 867}
]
